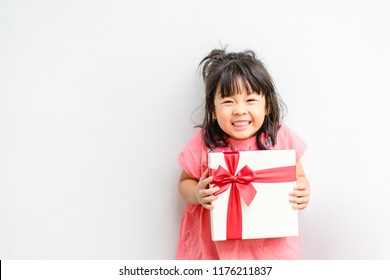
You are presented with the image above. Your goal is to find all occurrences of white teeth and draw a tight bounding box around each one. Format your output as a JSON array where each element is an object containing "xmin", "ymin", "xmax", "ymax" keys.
[{"xmin": 233, "ymin": 121, "xmax": 250, "ymax": 127}]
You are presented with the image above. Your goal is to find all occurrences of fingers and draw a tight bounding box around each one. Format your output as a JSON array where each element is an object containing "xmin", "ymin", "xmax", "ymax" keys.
[
  {"xmin": 290, "ymin": 197, "xmax": 309, "ymax": 210},
  {"xmin": 199, "ymin": 168, "xmax": 210, "ymax": 181},
  {"xmin": 198, "ymin": 191, "xmax": 219, "ymax": 210},
  {"xmin": 291, "ymin": 188, "xmax": 308, "ymax": 198},
  {"xmin": 198, "ymin": 185, "xmax": 220, "ymax": 209},
  {"xmin": 289, "ymin": 181, "xmax": 310, "ymax": 210},
  {"xmin": 197, "ymin": 170, "xmax": 214, "ymax": 191},
  {"xmin": 196, "ymin": 169, "xmax": 220, "ymax": 209}
]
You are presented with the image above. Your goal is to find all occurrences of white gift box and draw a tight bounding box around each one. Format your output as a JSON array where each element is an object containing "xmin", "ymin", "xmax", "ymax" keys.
[{"xmin": 208, "ymin": 150, "xmax": 299, "ymax": 241}]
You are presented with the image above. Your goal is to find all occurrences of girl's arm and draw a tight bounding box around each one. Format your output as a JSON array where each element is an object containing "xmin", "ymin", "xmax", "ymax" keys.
[
  {"xmin": 179, "ymin": 169, "xmax": 220, "ymax": 210},
  {"xmin": 289, "ymin": 160, "xmax": 310, "ymax": 210}
]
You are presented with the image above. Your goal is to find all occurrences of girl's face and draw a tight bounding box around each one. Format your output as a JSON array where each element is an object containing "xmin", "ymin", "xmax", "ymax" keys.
[{"xmin": 213, "ymin": 79, "xmax": 267, "ymax": 140}]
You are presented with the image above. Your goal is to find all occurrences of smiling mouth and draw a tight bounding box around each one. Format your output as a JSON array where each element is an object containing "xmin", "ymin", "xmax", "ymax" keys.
[{"xmin": 232, "ymin": 121, "xmax": 251, "ymax": 127}]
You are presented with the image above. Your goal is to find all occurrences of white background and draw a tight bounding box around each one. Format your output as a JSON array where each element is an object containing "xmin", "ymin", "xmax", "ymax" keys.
[{"xmin": 1, "ymin": 0, "xmax": 389, "ymax": 259}]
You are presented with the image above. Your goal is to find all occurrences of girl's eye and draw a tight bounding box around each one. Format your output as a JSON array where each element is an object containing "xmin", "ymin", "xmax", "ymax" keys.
[
  {"xmin": 222, "ymin": 100, "xmax": 233, "ymax": 104},
  {"xmin": 247, "ymin": 98, "xmax": 258, "ymax": 103}
]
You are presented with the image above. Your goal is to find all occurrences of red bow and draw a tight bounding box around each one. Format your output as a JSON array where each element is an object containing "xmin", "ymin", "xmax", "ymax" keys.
[
  {"xmin": 212, "ymin": 163, "xmax": 257, "ymax": 206},
  {"xmin": 209, "ymin": 151, "xmax": 296, "ymax": 240}
]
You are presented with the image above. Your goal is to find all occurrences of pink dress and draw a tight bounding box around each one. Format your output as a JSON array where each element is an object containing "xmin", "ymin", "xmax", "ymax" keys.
[{"xmin": 176, "ymin": 123, "xmax": 307, "ymax": 260}]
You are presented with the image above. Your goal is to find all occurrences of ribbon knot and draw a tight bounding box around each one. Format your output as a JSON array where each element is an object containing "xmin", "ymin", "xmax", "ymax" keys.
[{"xmin": 212, "ymin": 164, "xmax": 257, "ymax": 206}]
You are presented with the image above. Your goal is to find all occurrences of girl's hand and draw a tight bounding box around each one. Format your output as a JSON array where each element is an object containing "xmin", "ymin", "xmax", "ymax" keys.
[
  {"xmin": 289, "ymin": 176, "xmax": 310, "ymax": 210},
  {"xmin": 195, "ymin": 169, "xmax": 220, "ymax": 210}
]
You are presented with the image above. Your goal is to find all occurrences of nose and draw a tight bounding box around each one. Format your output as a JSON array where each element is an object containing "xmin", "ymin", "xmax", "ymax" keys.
[{"xmin": 233, "ymin": 102, "xmax": 246, "ymax": 115}]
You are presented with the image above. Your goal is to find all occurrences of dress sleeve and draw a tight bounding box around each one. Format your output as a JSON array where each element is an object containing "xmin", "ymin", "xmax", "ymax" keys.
[
  {"xmin": 274, "ymin": 123, "xmax": 307, "ymax": 160},
  {"xmin": 177, "ymin": 129, "xmax": 207, "ymax": 180}
]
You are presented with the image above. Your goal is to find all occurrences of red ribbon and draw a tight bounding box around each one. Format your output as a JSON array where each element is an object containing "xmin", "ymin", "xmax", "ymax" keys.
[{"xmin": 209, "ymin": 151, "xmax": 296, "ymax": 240}]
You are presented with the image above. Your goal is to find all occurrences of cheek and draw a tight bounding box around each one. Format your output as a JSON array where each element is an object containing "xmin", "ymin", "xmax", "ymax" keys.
[{"xmin": 213, "ymin": 107, "xmax": 224, "ymax": 120}]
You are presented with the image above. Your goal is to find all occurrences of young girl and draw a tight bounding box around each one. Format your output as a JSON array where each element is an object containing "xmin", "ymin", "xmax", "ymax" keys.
[{"xmin": 177, "ymin": 48, "xmax": 310, "ymax": 260}]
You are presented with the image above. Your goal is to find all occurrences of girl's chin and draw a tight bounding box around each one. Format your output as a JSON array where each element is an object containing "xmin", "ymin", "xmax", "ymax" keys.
[{"xmin": 229, "ymin": 133, "xmax": 256, "ymax": 140}]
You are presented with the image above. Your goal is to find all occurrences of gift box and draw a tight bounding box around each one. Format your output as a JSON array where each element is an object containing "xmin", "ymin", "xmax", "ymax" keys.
[{"xmin": 208, "ymin": 150, "xmax": 299, "ymax": 241}]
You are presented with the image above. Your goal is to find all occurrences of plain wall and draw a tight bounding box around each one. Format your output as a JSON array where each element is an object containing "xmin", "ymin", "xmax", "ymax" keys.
[{"xmin": 1, "ymin": 0, "xmax": 389, "ymax": 259}]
